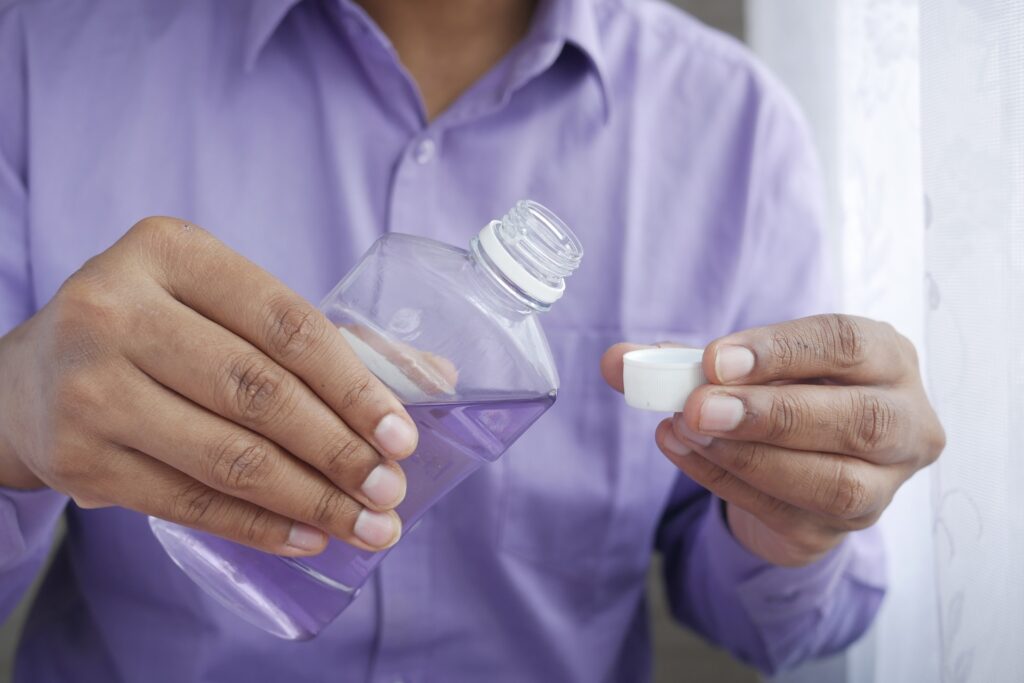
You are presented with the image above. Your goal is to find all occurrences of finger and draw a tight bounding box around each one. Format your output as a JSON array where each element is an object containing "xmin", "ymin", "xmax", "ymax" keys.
[
  {"xmin": 128, "ymin": 297, "xmax": 407, "ymax": 511},
  {"xmin": 654, "ymin": 420, "xmax": 839, "ymax": 548},
  {"xmin": 130, "ymin": 218, "xmax": 418, "ymax": 459},
  {"xmin": 668, "ymin": 418, "xmax": 897, "ymax": 526},
  {"xmin": 600, "ymin": 341, "xmax": 695, "ymax": 393},
  {"xmin": 600, "ymin": 343, "xmax": 648, "ymax": 393},
  {"xmin": 67, "ymin": 444, "xmax": 327, "ymax": 556},
  {"xmin": 108, "ymin": 368, "xmax": 402, "ymax": 551},
  {"xmin": 680, "ymin": 383, "xmax": 913, "ymax": 461},
  {"xmin": 705, "ymin": 314, "xmax": 916, "ymax": 386}
]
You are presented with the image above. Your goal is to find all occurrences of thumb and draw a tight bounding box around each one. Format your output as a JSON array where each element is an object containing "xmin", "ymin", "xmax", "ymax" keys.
[{"xmin": 601, "ymin": 341, "xmax": 690, "ymax": 393}]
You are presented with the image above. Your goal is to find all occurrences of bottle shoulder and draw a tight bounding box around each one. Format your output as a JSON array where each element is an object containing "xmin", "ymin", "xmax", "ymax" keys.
[
  {"xmin": 375, "ymin": 233, "xmax": 467, "ymax": 260},
  {"xmin": 326, "ymin": 236, "xmax": 559, "ymax": 401}
]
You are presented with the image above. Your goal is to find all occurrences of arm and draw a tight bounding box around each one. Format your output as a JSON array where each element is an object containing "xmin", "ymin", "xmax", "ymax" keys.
[
  {"xmin": 656, "ymin": 487, "xmax": 885, "ymax": 673},
  {"xmin": 652, "ymin": 86, "xmax": 943, "ymax": 671},
  {"xmin": 0, "ymin": 5, "xmax": 69, "ymax": 619},
  {"xmin": 603, "ymin": 79, "xmax": 908, "ymax": 672},
  {"xmin": 0, "ymin": 5, "xmax": 422, "ymax": 619},
  {"xmin": 673, "ymin": 79, "xmax": 889, "ymax": 672}
]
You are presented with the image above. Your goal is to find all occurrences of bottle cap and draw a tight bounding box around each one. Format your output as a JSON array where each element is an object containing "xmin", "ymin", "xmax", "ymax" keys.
[{"xmin": 623, "ymin": 347, "xmax": 707, "ymax": 413}]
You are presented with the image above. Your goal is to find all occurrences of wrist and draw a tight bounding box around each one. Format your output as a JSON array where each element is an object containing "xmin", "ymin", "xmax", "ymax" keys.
[
  {"xmin": 0, "ymin": 327, "xmax": 45, "ymax": 490},
  {"xmin": 724, "ymin": 501, "xmax": 845, "ymax": 568}
]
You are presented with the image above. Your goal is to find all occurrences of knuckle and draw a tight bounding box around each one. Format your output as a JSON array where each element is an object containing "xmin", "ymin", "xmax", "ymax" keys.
[
  {"xmin": 241, "ymin": 507, "xmax": 275, "ymax": 546},
  {"xmin": 53, "ymin": 372, "xmax": 107, "ymax": 424},
  {"xmin": 823, "ymin": 462, "xmax": 871, "ymax": 520},
  {"xmin": 207, "ymin": 434, "xmax": 274, "ymax": 492},
  {"xmin": 319, "ymin": 437, "xmax": 369, "ymax": 481},
  {"xmin": 50, "ymin": 280, "xmax": 121, "ymax": 363},
  {"xmin": 848, "ymin": 390, "xmax": 899, "ymax": 452},
  {"xmin": 337, "ymin": 373, "xmax": 375, "ymax": 413},
  {"xmin": 766, "ymin": 393, "xmax": 805, "ymax": 442},
  {"xmin": 125, "ymin": 216, "xmax": 207, "ymax": 279},
  {"xmin": 129, "ymin": 216, "xmax": 174, "ymax": 239},
  {"xmin": 223, "ymin": 353, "xmax": 292, "ymax": 426},
  {"xmin": 748, "ymin": 490, "xmax": 791, "ymax": 521},
  {"xmin": 898, "ymin": 331, "xmax": 920, "ymax": 369},
  {"xmin": 264, "ymin": 299, "xmax": 326, "ymax": 362},
  {"xmin": 127, "ymin": 216, "xmax": 178, "ymax": 255},
  {"xmin": 730, "ymin": 442, "xmax": 767, "ymax": 477},
  {"xmin": 818, "ymin": 314, "xmax": 867, "ymax": 368},
  {"xmin": 770, "ymin": 331, "xmax": 801, "ymax": 374},
  {"xmin": 171, "ymin": 481, "xmax": 220, "ymax": 527},
  {"xmin": 841, "ymin": 508, "xmax": 884, "ymax": 532},
  {"xmin": 703, "ymin": 464, "xmax": 733, "ymax": 489},
  {"xmin": 308, "ymin": 487, "xmax": 361, "ymax": 533},
  {"xmin": 128, "ymin": 216, "xmax": 198, "ymax": 247},
  {"xmin": 925, "ymin": 419, "xmax": 947, "ymax": 464}
]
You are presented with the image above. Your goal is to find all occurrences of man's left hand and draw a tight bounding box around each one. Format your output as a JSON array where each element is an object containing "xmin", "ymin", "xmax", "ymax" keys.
[{"xmin": 602, "ymin": 314, "xmax": 945, "ymax": 567}]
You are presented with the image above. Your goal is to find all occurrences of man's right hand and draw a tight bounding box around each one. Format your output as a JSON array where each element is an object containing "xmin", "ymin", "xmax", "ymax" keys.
[{"xmin": 0, "ymin": 217, "xmax": 418, "ymax": 556}]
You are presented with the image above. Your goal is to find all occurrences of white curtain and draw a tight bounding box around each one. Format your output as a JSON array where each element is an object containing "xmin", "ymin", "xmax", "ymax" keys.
[
  {"xmin": 747, "ymin": 0, "xmax": 1023, "ymax": 681},
  {"xmin": 922, "ymin": 1, "xmax": 1024, "ymax": 680}
]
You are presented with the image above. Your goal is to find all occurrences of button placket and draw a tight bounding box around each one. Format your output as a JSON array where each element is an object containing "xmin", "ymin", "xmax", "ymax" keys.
[
  {"xmin": 373, "ymin": 130, "xmax": 442, "ymax": 682},
  {"xmin": 413, "ymin": 137, "xmax": 436, "ymax": 164},
  {"xmin": 387, "ymin": 132, "xmax": 442, "ymax": 235}
]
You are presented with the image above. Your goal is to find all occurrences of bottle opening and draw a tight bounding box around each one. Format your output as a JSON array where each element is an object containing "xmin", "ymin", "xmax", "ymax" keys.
[{"xmin": 472, "ymin": 200, "xmax": 583, "ymax": 310}]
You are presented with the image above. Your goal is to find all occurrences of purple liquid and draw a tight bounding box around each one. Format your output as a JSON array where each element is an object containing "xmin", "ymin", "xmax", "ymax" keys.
[{"xmin": 150, "ymin": 395, "xmax": 554, "ymax": 639}]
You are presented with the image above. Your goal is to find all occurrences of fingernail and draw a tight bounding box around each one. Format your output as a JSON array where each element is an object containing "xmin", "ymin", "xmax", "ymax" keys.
[
  {"xmin": 374, "ymin": 413, "xmax": 418, "ymax": 458},
  {"xmin": 361, "ymin": 465, "xmax": 406, "ymax": 508},
  {"xmin": 716, "ymin": 345, "xmax": 755, "ymax": 383},
  {"xmin": 661, "ymin": 431, "xmax": 692, "ymax": 457},
  {"xmin": 674, "ymin": 417, "xmax": 714, "ymax": 446},
  {"xmin": 354, "ymin": 509, "xmax": 400, "ymax": 548},
  {"xmin": 287, "ymin": 523, "xmax": 326, "ymax": 552},
  {"xmin": 700, "ymin": 395, "xmax": 745, "ymax": 432}
]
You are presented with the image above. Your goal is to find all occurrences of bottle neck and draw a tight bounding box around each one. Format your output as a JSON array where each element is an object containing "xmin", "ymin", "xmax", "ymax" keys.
[{"xmin": 469, "ymin": 201, "xmax": 583, "ymax": 318}]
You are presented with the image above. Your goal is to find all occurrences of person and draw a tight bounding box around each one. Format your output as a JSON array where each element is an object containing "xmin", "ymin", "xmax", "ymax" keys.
[{"xmin": 0, "ymin": 0, "xmax": 945, "ymax": 680}]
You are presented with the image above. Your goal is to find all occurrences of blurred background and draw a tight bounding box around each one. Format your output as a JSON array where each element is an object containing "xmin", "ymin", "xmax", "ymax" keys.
[{"xmin": 10, "ymin": 2, "xmax": 755, "ymax": 682}]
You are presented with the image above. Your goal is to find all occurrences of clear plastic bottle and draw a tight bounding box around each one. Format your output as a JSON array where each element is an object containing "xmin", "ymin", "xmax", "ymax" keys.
[{"xmin": 149, "ymin": 200, "xmax": 583, "ymax": 639}]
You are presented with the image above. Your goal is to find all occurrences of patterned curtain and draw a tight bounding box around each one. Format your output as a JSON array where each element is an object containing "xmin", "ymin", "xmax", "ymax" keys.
[
  {"xmin": 745, "ymin": 0, "xmax": 1023, "ymax": 679},
  {"xmin": 922, "ymin": 1, "xmax": 1024, "ymax": 680}
]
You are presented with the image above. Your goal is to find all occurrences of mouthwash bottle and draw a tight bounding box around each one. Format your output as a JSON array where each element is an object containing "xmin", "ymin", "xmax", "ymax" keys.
[{"xmin": 149, "ymin": 200, "xmax": 583, "ymax": 639}]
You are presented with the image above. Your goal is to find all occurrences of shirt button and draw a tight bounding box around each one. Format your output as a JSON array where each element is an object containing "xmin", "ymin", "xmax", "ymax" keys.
[{"xmin": 414, "ymin": 138, "xmax": 436, "ymax": 164}]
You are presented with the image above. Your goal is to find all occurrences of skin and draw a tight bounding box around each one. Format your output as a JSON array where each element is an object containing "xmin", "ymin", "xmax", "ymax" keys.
[
  {"xmin": 356, "ymin": 0, "xmax": 538, "ymax": 120},
  {"xmin": 0, "ymin": 219, "xmax": 420, "ymax": 556},
  {"xmin": 0, "ymin": 0, "xmax": 534, "ymax": 558},
  {"xmin": 601, "ymin": 315, "xmax": 946, "ymax": 567},
  {"xmin": 0, "ymin": 3, "xmax": 945, "ymax": 571}
]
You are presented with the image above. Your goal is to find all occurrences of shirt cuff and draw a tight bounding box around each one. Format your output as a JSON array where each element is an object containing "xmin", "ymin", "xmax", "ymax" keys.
[
  {"xmin": 0, "ymin": 486, "xmax": 67, "ymax": 571},
  {"xmin": 700, "ymin": 496, "xmax": 887, "ymax": 625}
]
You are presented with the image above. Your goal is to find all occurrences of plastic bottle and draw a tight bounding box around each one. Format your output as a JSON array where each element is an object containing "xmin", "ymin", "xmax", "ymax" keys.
[{"xmin": 149, "ymin": 200, "xmax": 583, "ymax": 639}]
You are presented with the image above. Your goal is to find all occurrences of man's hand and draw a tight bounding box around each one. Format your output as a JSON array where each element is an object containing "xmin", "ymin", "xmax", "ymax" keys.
[
  {"xmin": 602, "ymin": 315, "xmax": 945, "ymax": 567},
  {"xmin": 0, "ymin": 217, "xmax": 419, "ymax": 556}
]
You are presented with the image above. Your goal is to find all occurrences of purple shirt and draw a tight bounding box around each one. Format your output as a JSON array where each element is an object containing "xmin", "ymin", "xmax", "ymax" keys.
[{"xmin": 0, "ymin": 0, "xmax": 886, "ymax": 680}]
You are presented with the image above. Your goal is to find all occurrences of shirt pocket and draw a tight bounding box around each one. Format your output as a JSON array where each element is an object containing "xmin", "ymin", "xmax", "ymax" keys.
[{"xmin": 496, "ymin": 326, "xmax": 702, "ymax": 600}]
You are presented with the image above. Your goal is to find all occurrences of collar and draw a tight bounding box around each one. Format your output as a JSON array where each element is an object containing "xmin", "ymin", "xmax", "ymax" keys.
[
  {"xmin": 244, "ymin": 0, "xmax": 611, "ymax": 117},
  {"xmin": 525, "ymin": 0, "xmax": 611, "ymax": 120}
]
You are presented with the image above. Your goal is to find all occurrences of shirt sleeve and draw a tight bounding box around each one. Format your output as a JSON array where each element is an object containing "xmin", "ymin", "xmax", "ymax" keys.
[
  {"xmin": 658, "ymin": 491, "xmax": 886, "ymax": 674},
  {"xmin": 0, "ymin": 4, "xmax": 69, "ymax": 620},
  {"xmin": 656, "ymin": 69, "xmax": 887, "ymax": 674}
]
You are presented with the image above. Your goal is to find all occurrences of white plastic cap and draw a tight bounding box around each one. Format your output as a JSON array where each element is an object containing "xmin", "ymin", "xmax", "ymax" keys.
[
  {"xmin": 623, "ymin": 347, "xmax": 707, "ymax": 413},
  {"xmin": 478, "ymin": 220, "xmax": 566, "ymax": 305}
]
